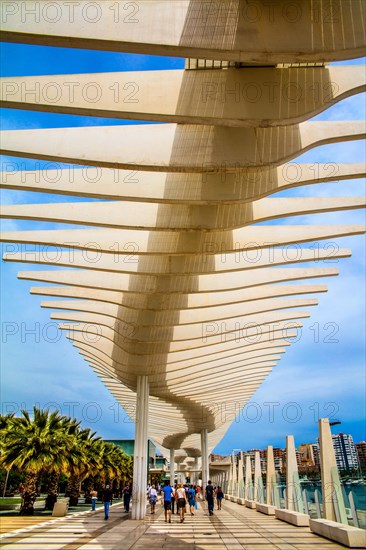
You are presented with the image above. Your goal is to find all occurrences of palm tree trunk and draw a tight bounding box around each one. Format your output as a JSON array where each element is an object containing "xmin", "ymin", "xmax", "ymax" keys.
[
  {"xmin": 45, "ymin": 471, "xmax": 59, "ymax": 510},
  {"xmin": 84, "ymin": 476, "xmax": 94, "ymax": 504},
  {"xmin": 112, "ymin": 478, "xmax": 118, "ymax": 498},
  {"xmin": 68, "ymin": 474, "xmax": 81, "ymax": 506},
  {"xmin": 19, "ymin": 471, "xmax": 37, "ymax": 515}
]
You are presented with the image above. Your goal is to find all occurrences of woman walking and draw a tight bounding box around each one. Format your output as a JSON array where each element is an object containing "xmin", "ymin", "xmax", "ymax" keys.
[
  {"xmin": 216, "ymin": 486, "xmax": 224, "ymax": 510},
  {"xmin": 176, "ymin": 484, "xmax": 187, "ymax": 523},
  {"xmin": 90, "ymin": 489, "xmax": 98, "ymax": 511},
  {"xmin": 149, "ymin": 484, "xmax": 158, "ymax": 514}
]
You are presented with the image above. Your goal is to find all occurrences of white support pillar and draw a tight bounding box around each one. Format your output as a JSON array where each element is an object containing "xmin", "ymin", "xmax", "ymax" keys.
[
  {"xmin": 131, "ymin": 375, "xmax": 149, "ymax": 520},
  {"xmin": 220, "ymin": 471, "xmax": 224, "ymax": 488},
  {"xmin": 318, "ymin": 418, "xmax": 347, "ymax": 523},
  {"xmin": 254, "ymin": 450, "xmax": 264, "ymax": 503},
  {"xmin": 201, "ymin": 429, "xmax": 209, "ymax": 490},
  {"xmin": 170, "ymin": 449, "xmax": 175, "ymax": 488},
  {"xmin": 223, "ymin": 471, "xmax": 228, "ymax": 491},
  {"xmin": 227, "ymin": 459, "xmax": 233, "ymax": 495},
  {"xmin": 237, "ymin": 451, "xmax": 244, "ymax": 498},
  {"xmin": 191, "ymin": 457, "xmax": 198, "ymax": 485},
  {"xmin": 266, "ymin": 446, "xmax": 276, "ymax": 505},
  {"xmin": 286, "ymin": 435, "xmax": 304, "ymax": 512},
  {"xmin": 244, "ymin": 454, "xmax": 252, "ymax": 500},
  {"xmin": 231, "ymin": 450, "xmax": 238, "ymax": 496}
]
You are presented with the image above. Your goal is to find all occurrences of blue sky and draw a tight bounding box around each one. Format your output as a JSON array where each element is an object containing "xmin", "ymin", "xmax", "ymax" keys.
[{"xmin": 1, "ymin": 43, "xmax": 365, "ymax": 454}]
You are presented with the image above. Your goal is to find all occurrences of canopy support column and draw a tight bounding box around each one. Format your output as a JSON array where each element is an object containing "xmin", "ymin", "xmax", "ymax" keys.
[
  {"xmin": 201, "ymin": 429, "xmax": 209, "ymax": 490},
  {"xmin": 131, "ymin": 375, "xmax": 149, "ymax": 520},
  {"xmin": 170, "ymin": 449, "xmax": 175, "ymax": 487}
]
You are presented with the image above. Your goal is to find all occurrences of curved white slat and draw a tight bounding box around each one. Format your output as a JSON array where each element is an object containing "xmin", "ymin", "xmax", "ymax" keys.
[
  {"xmin": 1, "ymin": 66, "xmax": 364, "ymax": 126},
  {"xmin": 1, "ymin": 122, "xmax": 365, "ymax": 171},
  {"xmin": 2, "ymin": 1, "xmax": 365, "ymax": 63}
]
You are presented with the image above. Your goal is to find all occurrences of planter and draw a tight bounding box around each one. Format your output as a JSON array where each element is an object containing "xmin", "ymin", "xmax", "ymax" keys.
[{"xmin": 0, "ymin": 503, "xmax": 21, "ymax": 511}]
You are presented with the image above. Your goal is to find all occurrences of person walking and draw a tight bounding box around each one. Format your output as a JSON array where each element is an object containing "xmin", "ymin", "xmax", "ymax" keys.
[
  {"xmin": 171, "ymin": 483, "xmax": 177, "ymax": 514},
  {"xmin": 162, "ymin": 480, "xmax": 174, "ymax": 523},
  {"xmin": 102, "ymin": 485, "xmax": 113, "ymax": 520},
  {"xmin": 123, "ymin": 484, "xmax": 131, "ymax": 512},
  {"xmin": 91, "ymin": 489, "xmax": 98, "ymax": 511},
  {"xmin": 176, "ymin": 484, "xmax": 187, "ymax": 523},
  {"xmin": 205, "ymin": 480, "xmax": 215, "ymax": 516},
  {"xmin": 187, "ymin": 484, "xmax": 196, "ymax": 516},
  {"xmin": 216, "ymin": 486, "xmax": 224, "ymax": 510},
  {"xmin": 148, "ymin": 484, "xmax": 158, "ymax": 514}
]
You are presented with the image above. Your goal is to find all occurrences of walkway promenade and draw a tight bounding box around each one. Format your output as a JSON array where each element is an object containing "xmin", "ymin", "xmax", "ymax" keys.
[{"xmin": 0, "ymin": 500, "xmax": 349, "ymax": 549}]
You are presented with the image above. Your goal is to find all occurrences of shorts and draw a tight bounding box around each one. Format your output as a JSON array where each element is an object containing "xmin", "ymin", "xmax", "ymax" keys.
[
  {"xmin": 177, "ymin": 498, "xmax": 186, "ymax": 509},
  {"xmin": 150, "ymin": 497, "xmax": 157, "ymax": 505},
  {"xmin": 164, "ymin": 501, "xmax": 172, "ymax": 511}
]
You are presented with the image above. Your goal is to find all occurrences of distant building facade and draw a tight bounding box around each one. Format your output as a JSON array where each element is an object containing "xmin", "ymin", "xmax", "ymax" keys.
[
  {"xmin": 106, "ymin": 439, "xmax": 157, "ymax": 468},
  {"xmin": 298, "ymin": 444, "xmax": 316, "ymax": 468},
  {"xmin": 355, "ymin": 441, "xmax": 366, "ymax": 473},
  {"xmin": 316, "ymin": 433, "xmax": 359, "ymax": 472},
  {"xmin": 210, "ymin": 453, "xmax": 227, "ymax": 462},
  {"xmin": 213, "ymin": 433, "xmax": 362, "ymax": 477}
]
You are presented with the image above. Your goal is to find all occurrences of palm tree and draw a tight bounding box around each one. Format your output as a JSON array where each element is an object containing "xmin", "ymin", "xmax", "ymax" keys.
[
  {"xmin": 82, "ymin": 438, "xmax": 106, "ymax": 503},
  {"xmin": 98, "ymin": 442, "xmax": 133, "ymax": 495},
  {"xmin": 67, "ymin": 428, "xmax": 102, "ymax": 506},
  {"xmin": 0, "ymin": 409, "xmax": 134, "ymax": 512},
  {"xmin": 45, "ymin": 416, "xmax": 82, "ymax": 510},
  {"xmin": 0, "ymin": 407, "xmax": 71, "ymax": 515},
  {"xmin": 0, "ymin": 413, "xmax": 15, "ymax": 497},
  {"xmin": 81, "ymin": 442, "xmax": 132, "ymax": 501}
]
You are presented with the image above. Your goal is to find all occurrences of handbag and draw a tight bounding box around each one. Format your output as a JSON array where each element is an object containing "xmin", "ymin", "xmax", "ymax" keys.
[{"xmin": 194, "ymin": 501, "xmax": 198, "ymax": 509}]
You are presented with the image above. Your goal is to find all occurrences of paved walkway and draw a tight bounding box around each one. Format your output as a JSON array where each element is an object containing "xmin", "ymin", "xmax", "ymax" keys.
[
  {"xmin": 0, "ymin": 504, "xmax": 107, "ymax": 536},
  {"xmin": 0, "ymin": 499, "xmax": 350, "ymax": 549}
]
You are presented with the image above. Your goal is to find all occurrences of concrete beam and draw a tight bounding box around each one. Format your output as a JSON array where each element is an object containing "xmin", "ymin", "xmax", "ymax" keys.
[
  {"xmin": 1, "ymin": 66, "xmax": 364, "ymax": 126},
  {"xmin": 2, "ymin": 122, "xmax": 365, "ymax": 172},
  {"xmin": 2, "ymin": 1, "xmax": 365, "ymax": 62}
]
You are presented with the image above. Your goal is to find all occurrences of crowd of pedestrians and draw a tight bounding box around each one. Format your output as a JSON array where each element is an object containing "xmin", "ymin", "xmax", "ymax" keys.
[
  {"xmin": 156, "ymin": 480, "xmax": 225, "ymax": 522},
  {"xmin": 90, "ymin": 480, "xmax": 225, "ymax": 521}
]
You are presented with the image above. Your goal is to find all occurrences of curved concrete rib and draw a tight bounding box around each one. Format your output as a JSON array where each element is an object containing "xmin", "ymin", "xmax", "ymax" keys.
[
  {"xmin": 2, "ymin": 0, "xmax": 365, "ymax": 62},
  {"xmin": 43, "ymin": 296, "xmax": 317, "ymax": 327},
  {"xmin": 17, "ymin": 312, "xmax": 308, "ymax": 360},
  {"xmin": 50, "ymin": 331, "xmax": 296, "ymax": 379},
  {"xmin": 2, "ymin": 225, "xmax": 364, "ymax": 255},
  {"xmin": 55, "ymin": 322, "xmax": 306, "ymax": 378},
  {"xmin": 50, "ymin": 309, "xmax": 311, "ymax": 373},
  {"xmin": 1, "ymin": 197, "xmax": 364, "ymax": 231},
  {"xmin": 51, "ymin": 308, "xmax": 311, "ymax": 345},
  {"xmin": 1, "ymin": 164, "xmax": 364, "ymax": 204},
  {"xmin": 1, "ymin": 66, "xmax": 365, "ymax": 126},
  {"xmin": 30, "ymin": 283, "xmax": 328, "ymax": 309},
  {"xmin": 3, "ymin": 247, "xmax": 352, "ymax": 274},
  {"xmin": 46, "ymin": 317, "xmax": 289, "ymax": 364},
  {"xmin": 67, "ymin": 330, "xmax": 296, "ymax": 369},
  {"xmin": 16, "ymin": 266, "xmax": 340, "ymax": 294},
  {"xmin": 82, "ymin": 349, "xmax": 278, "ymax": 394},
  {"xmin": 1, "ymin": 122, "xmax": 365, "ymax": 171}
]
